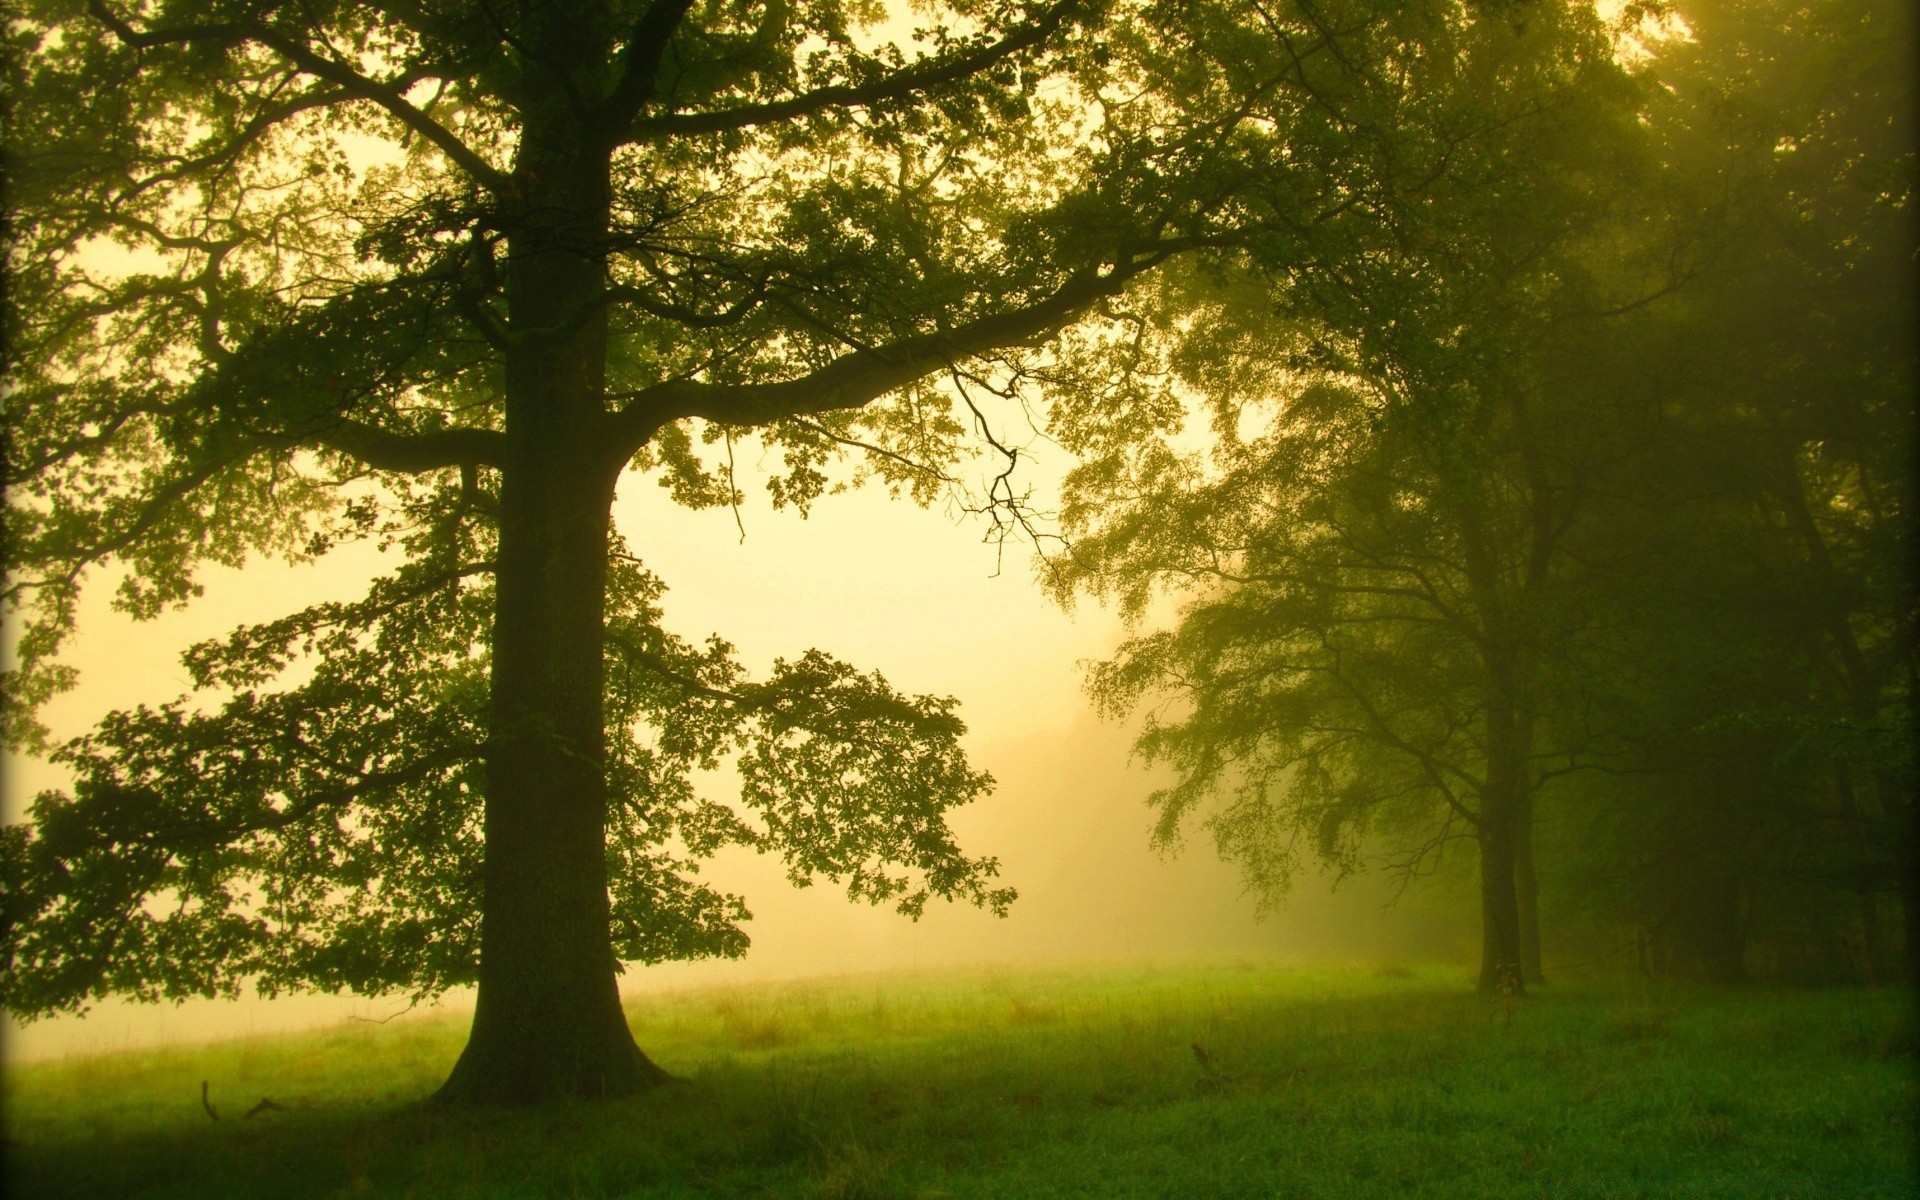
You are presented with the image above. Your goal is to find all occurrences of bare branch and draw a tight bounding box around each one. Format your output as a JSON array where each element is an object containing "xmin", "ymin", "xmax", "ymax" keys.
[
  {"xmin": 313, "ymin": 420, "xmax": 505, "ymax": 472},
  {"xmin": 611, "ymin": 256, "xmax": 1160, "ymax": 451},
  {"xmin": 783, "ymin": 416, "xmax": 955, "ymax": 484}
]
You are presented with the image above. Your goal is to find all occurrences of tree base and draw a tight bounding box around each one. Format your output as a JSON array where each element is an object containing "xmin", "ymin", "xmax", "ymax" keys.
[
  {"xmin": 432, "ymin": 1012, "xmax": 675, "ymax": 1105},
  {"xmin": 1477, "ymin": 961, "xmax": 1527, "ymax": 997}
]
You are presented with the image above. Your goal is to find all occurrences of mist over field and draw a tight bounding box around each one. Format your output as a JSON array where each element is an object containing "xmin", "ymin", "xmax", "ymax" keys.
[{"xmin": 6, "ymin": 485, "xmax": 1477, "ymax": 1064}]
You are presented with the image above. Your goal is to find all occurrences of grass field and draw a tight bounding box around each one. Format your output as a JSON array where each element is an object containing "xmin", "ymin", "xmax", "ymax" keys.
[{"xmin": 5, "ymin": 962, "xmax": 1915, "ymax": 1198}]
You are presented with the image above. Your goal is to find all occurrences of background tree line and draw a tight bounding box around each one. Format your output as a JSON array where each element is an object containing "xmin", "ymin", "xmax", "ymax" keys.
[{"xmin": 1047, "ymin": 0, "xmax": 1915, "ymax": 990}]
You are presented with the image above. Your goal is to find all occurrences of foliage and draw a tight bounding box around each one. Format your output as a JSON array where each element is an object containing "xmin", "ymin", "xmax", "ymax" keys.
[
  {"xmin": 1046, "ymin": 0, "xmax": 1652, "ymax": 908},
  {"xmin": 3, "ymin": 525, "xmax": 1007, "ymax": 1013},
  {"xmin": 3, "ymin": 0, "xmax": 1217, "ymax": 1025},
  {"xmin": 1042, "ymin": 0, "xmax": 1916, "ymax": 985},
  {"xmin": 1537, "ymin": 0, "xmax": 1917, "ymax": 980}
]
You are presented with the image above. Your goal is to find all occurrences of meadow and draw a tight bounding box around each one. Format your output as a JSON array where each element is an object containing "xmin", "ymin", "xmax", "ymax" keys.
[{"xmin": 5, "ymin": 962, "xmax": 1915, "ymax": 1199}]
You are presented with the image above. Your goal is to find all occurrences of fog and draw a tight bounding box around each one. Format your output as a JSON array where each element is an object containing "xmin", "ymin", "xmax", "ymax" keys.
[{"xmin": 4, "ymin": 460, "xmax": 1473, "ymax": 1064}]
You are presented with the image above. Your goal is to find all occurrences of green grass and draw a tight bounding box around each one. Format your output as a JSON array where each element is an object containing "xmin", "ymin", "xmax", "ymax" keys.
[{"xmin": 6, "ymin": 962, "xmax": 1916, "ymax": 1198}]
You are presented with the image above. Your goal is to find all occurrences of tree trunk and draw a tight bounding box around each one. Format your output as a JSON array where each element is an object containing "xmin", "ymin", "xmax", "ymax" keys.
[
  {"xmin": 1695, "ymin": 877, "xmax": 1749, "ymax": 984},
  {"xmin": 1477, "ymin": 805, "xmax": 1526, "ymax": 995},
  {"xmin": 1458, "ymin": 489, "xmax": 1533, "ymax": 997},
  {"xmin": 1473, "ymin": 635, "xmax": 1529, "ymax": 995},
  {"xmin": 1477, "ymin": 680, "xmax": 1527, "ymax": 993},
  {"xmin": 436, "ymin": 122, "xmax": 670, "ymax": 1102},
  {"xmin": 1898, "ymin": 871, "xmax": 1920, "ymax": 983},
  {"xmin": 1775, "ymin": 456, "xmax": 1915, "ymax": 977},
  {"xmin": 1515, "ymin": 789, "xmax": 1545, "ymax": 986},
  {"xmin": 1833, "ymin": 760, "xmax": 1889, "ymax": 981},
  {"xmin": 1882, "ymin": 769, "xmax": 1920, "ymax": 980},
  {"xmin": 435, "ymin": 449, "xmax": 669, "ymax": 1103}
]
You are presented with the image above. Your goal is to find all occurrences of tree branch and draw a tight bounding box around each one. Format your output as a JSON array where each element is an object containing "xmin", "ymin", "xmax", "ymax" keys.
[
  {"xmin": 611, "ymin": 256, "xmax": 1154, "ymax": 449},
  {"xmin": 313, "ymin": 420, "xmax": 505, "ymax": 472},
  {"xmin": 98, "ymin": 741, "xmax": 485, "ymax": 853},
  {"xmin": 34, "ymin": 452, "xmax": 248, "ymax": 596},
  {"xmin": 85, "ymin": 0, "xmax": 237, "ymax": 49},
  {"xmin": 87, "ymin": 1, "xmax": 507, "ymax": 192},
  {"xmin": 241, "ymin": 32, "xmax": 506, "ymax": 191},
  {"xmin": 624, "ymin": 0, "xmax": 1082, "ymax": 143},
  {"xmin": 783, "ymin": 416, "xmax": 955, "ymax": 484},
  {"xmin": 604, "ymin": 280, "xmax": 766, "ymax": 329},
  {"xmin": 597, "ymin": 0, "xmax": 700, "ymax": 135},
  {"xmin": 1321, "ymin": 642, "xmax": 1485, "ymax": 825}
]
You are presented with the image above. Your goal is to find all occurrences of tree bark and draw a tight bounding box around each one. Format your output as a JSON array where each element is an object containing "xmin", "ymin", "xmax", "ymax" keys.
[
  {"xmin": 1515, "ymin": 789, "xmax": 1545, "ymax": 986},
  {"xmin": 1476, "ymin": 801, "xmax": 1526, "ymax": 995},
  {"xmin": 1461, "ymin": 504, "xmax": 1530, "ymax": 997},
  {"xmin": 1477, "ymin": 683, "xmax": 1528, "ymax": 995},
  {"xmin": 436, "ymin": 97, "xmax": 670, "ymax": 1102},
  {"xmin": 435, "ymin": 450, "xmax": 670, "ymax": 1101}
]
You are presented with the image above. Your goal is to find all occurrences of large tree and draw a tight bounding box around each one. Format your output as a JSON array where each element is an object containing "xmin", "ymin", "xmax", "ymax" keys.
[
  {"xmin": 0, "ymin": 0, "xmax": 1252, "ymax": 1103},
  {"xmin": 1044, "ymin": 0, "xmax": 1655, "ymax": 993}
]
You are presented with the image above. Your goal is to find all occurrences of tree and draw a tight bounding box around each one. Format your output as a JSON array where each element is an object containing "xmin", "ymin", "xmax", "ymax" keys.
[
  {"xmin": 1044, "ymin": 0, "xmax": 1655, "ymax": 992},
  {"xmin": 1540, "ymin": 0, "xmax": 1917, "ymax": 982},
  {"xmin": 1, "ymin": 0, "xmax": 1244, "ymax": 1103},
  {"xmin": 1661, "ymin": 0, "xmax": 1916, "ymax": 975}
]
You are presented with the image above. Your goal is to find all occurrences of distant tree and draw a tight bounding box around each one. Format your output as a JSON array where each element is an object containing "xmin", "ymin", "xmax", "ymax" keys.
[
  {"xmin": 1045, "ymin": 0, "xmax": 1658, "ymax": 993},
  {"xmin": 0, "ymin": 0, "xmax": 1267, "ymax": 1103},
  {"xmin": 1544, "ymin": 0, "xmax": 1917, "ymax": 981},
  {"xmin": 1676, "ymin": 0, "xmax": 1916, "ymax": 975}
]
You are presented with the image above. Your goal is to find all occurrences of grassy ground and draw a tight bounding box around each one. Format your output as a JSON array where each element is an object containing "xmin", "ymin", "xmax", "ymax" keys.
[{"xmin": 5, "ymin": 962, "xmax": 1915, "ymax": 1198}]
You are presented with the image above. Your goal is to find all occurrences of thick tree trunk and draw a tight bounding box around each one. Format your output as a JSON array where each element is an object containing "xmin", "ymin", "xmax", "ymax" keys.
[
  {"xmin": 436, "ymin": 119, "xmax": 669, "ymax": 1102},
  {"xmin": 1474, "ymin": 650, "xmax": 1530, "ymax": 995},
  {"xmin": 1476, "ymin": 665, "xmax": 1529, "ymax": 995},
  {"xmin": 435, "ymin": 453, "xmax": 668, "ymax": 1103},
  {"xmin": 1477, "ymin": 807, "xmax": 1526, "ymax": 995},
  {"xmin": 1515, "ymin": 789, "xmax": 1545, "ymax": 987}
]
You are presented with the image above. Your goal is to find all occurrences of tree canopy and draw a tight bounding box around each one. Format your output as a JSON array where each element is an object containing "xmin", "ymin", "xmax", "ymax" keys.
[
  {"xmin": 1046, "ymin": 0, "xmax": 1659, "ymax": 991},
  {"xmin": 1044, "ymin": 0, "xmax": 1915, "ymax": 989}
]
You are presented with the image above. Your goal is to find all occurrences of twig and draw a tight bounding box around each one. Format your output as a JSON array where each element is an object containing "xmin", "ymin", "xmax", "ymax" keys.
[
  {"xmin": 724, "ymin": 428, "xmax": 746, "ymax": 543},
  {"xmin": 243, "ymin": 1097, "xmax": 285, "ymax": 1119},
  {"xmin": 348, "ymin": 994, "xmax": 423, "ymax": 1024},
  {"xmin": 200, "ymin": 1080, "xmax": 219, "ymax": 1121}
]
